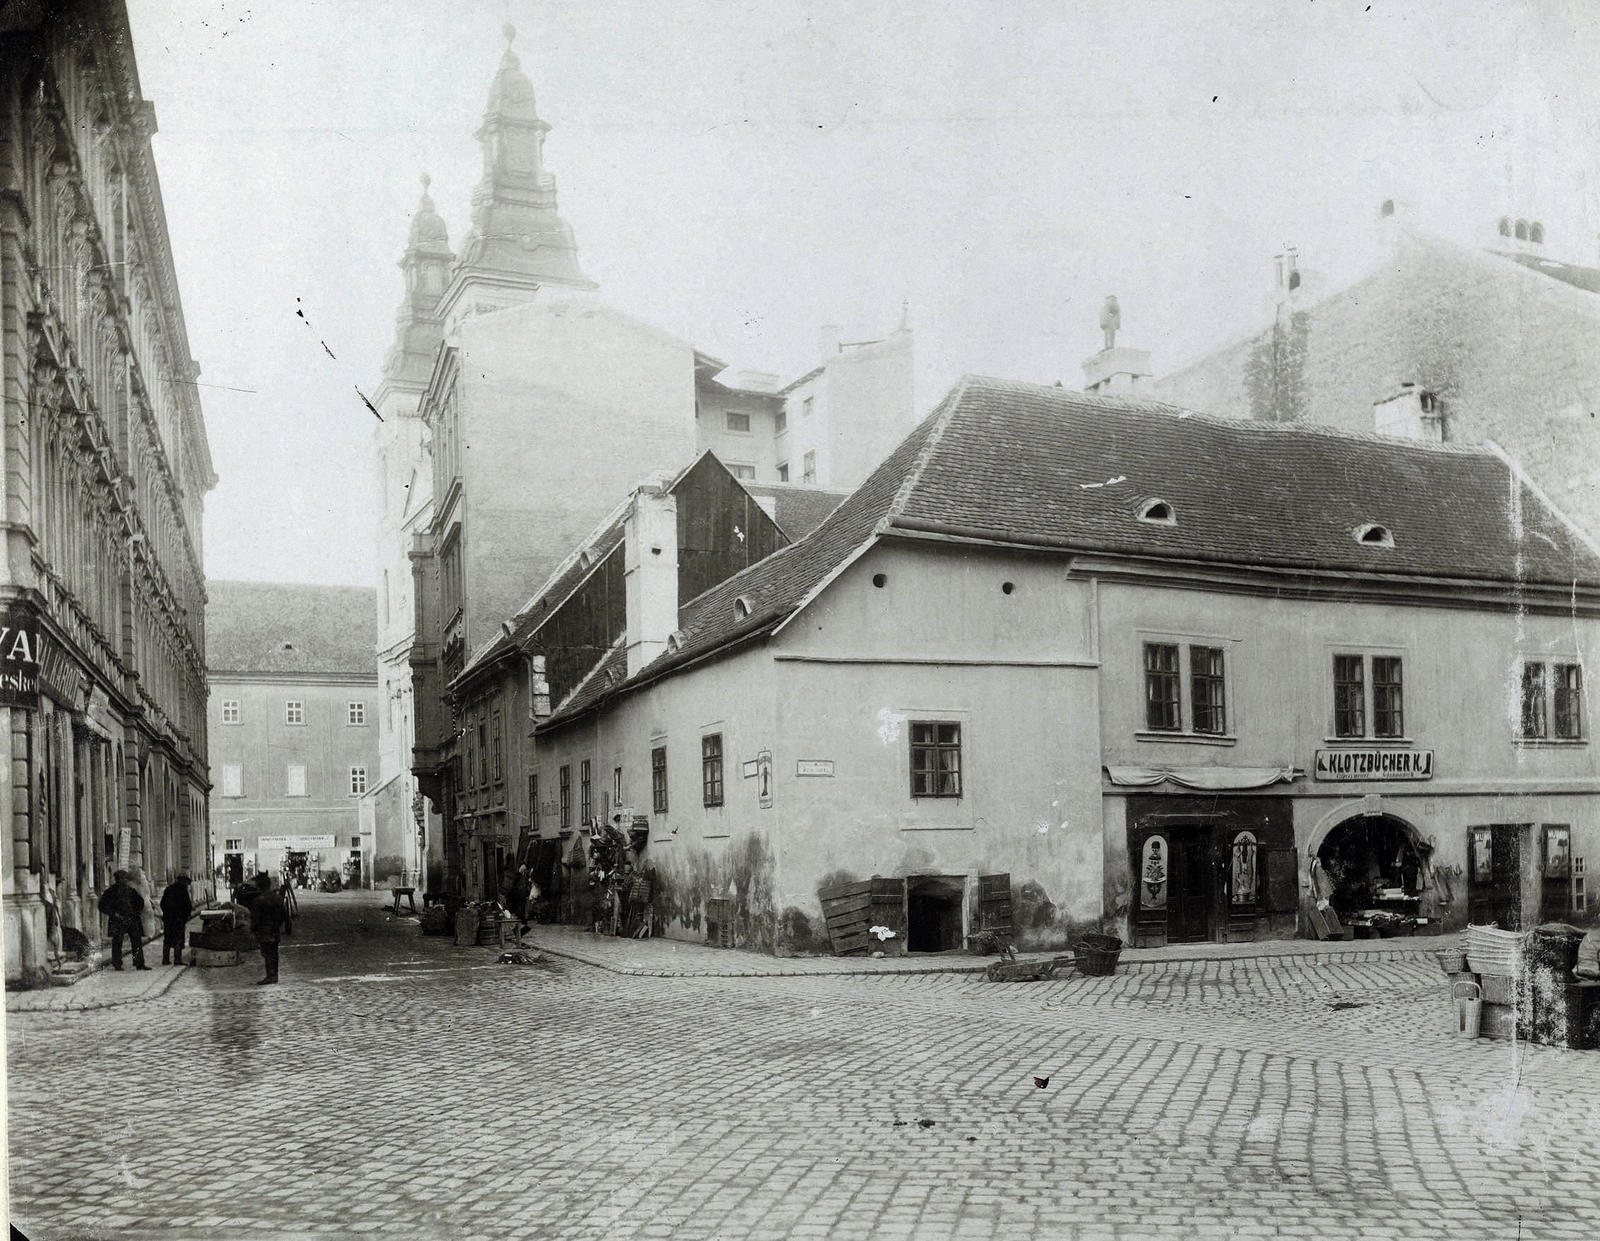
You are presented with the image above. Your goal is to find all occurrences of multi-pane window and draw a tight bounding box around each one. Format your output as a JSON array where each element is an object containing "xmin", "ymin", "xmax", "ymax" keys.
[
  {"xmin": 1520, "ymin": 662, "xmax": 1548, "ymax": 739},
  {"xmin": 491, "ymin": 712, "xmax": 503, "ymax": 783},
  {"xmin": 1189, "ymin": 646, "xmax": 1226, "ymax": 734},
  {"xmin": 651, "ymin": 745, "xmax": 668, "ymax": 813},
  {"xmin": 221, "ymin": 699, "xmax": 241, "ymax": 725},
  {"xmin": 1372, "ymin": 657, "xmax": 1404, "ymax": 738},
  {"xmin": 580, "ymin": 759, "xmax": 592, "ymax": 825},
  {"xmin": 1555, "ymin": 664, "xmax": 1584, "ymax": 739},
  {"xmin": 1333, "ymin": 655, "xmax": 1366, "ymax": 738},
  {"xmin": 224, "ymin": 837, "xmax": 243, "ymax": 852},
  {"xmin": 222, "ymin": 765, "xmax": 242, "ymax": 798},
  {"xmin": 775, "ymin": 410, "xmax": 788, "ymax": 434},
  {"xmin": 478, "ymin": 721, "xmax": 489, "ymax": 786},
  {"xmin": 287, "ymin": 765, "xmax": 307, "ymax": 797},
  {"xmin": 350, "ymin": 766, "xmax": 368, "ymax": 796},
  {"xmin": 702, "ymin": 734, "xmax": 724, "ymax": 807},
  {"xmin": 348, "ymin": 701, "xmax": 366, "ymax": 726},
  {"xmin": 285, "ymin": 701, "xmax": 304, "ymax": 726},
  {"xmin": 910, "ymin": 721, "xmax": 962, "ymax": 798},
  {"xmin": 529, "ymin": 774, "xmax": 540, "ymax": 831},
  {"xmin": 559, "ymin": 765, "xmax": 571, "ymax": 829},
  {"xmin": 725, "ymin": 411, "xmax": 751, "ymax": 433},
  {"xmin": 802, "ymin": 451, "xmax": 817, "ymax": 484},
  {"xmin": 1143, "ymin": 644, "xmax": 1181, "ymax": 731}
]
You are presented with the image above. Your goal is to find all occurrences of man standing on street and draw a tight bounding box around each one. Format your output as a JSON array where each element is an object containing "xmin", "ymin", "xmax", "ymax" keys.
[
  {"xmin": 98, "ymin": 870, "xmax": 149, "ymax": 971},
  {"xmin": 252, "ymin": 875, "xmax": 286, "ymax": 985},
  {"xmin": 160, "ymin": 873, "xmax": 193, "ymax": 966}
]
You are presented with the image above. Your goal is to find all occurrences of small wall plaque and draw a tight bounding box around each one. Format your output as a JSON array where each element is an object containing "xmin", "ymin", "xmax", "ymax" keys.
[{"xmin": 796, "ymin": 759, "xmax": 834, "ymax": 778}]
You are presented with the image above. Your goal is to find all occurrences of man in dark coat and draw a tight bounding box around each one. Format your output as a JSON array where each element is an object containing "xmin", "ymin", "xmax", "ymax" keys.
[
  {"xmin": 251, "ymin": 875, "xmax": 286, "ymax": 985},
  {"xmin": 159, "ymin": 873, "xmax": 193, "ymax": 966},
  {"xmin": 98, "ymin": 870, "xmax": 149, "ymax": 971}
]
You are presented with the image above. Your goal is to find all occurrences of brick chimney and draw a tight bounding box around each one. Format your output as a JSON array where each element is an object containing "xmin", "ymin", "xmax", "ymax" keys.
[{"xmin": 624, "ymin": 483, "xmax": 679, "ymax": 677}]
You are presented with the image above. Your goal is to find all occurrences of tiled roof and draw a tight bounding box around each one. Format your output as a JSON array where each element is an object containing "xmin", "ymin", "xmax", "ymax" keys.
[
  {"xmin": 1489, "ymin": 248, "xmax": 1600, "ymax": 295},
  {"xmin": 739, "ymin": 482, "xmax": 851, "ymax": 541},
  {"xmin": 539, "ymin": 376, "xmax": 1600, "ymax": 729},
  {"xmin": 207, "ymin": 581, "xmax": 376, "ymax": 677}
]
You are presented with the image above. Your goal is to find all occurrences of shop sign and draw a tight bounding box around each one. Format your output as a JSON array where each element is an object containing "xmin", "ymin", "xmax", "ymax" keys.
[
  {"xmin": 796, "ymin": 759, "xmax": 834, "ymax": 778},
  {"xmin": 257, "ymin": 834, "xmax": 336, "ymax": 851},
  {"xmin": 1313, "ymin": 748, "xmax": 1433, "ymax": 781},
  {"xmin": 0, "ymin": 605, "xmax": 42, "ymax": 709},
  {"xmin": 757, "ymin": 750, "xmax": 774, "ymax": 808}
]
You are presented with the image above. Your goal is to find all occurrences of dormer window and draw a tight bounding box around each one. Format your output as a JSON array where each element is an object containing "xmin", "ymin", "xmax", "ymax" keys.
[
  {"xmin": 734, "ymin": 595, "xmax": 755, "ymax": 619},
  {"xmin": 1515, "ymin": 219, "xmax": 1529, "ymax": 241},
  {"xmin": 666, "ymin": 630, "xmax": 687, "ymax": 654},
  {"xmin": 1529, "ymin": 222, "xmax": 1544, "ymax": 245},
  {"xmin": 1499, "ymin": 216, "xmax": 1512, "ymax": 238},
  {"xmin": 1137, "ymin": 498, "xmax": 1176, "ymax": 526},
  {"xmin": 1355, "ymin": 523, "xmax": 1395, "ymax": 548}
]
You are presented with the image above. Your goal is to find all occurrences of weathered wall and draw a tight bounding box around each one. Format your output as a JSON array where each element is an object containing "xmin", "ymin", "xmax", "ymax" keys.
[
  {"xmin": 458, "ymin": 298, "xmax": 698, "ymax": 651},
  {"xmin": 1155, "ymin": 231, "xmax": 1600, "ymax": 538}
]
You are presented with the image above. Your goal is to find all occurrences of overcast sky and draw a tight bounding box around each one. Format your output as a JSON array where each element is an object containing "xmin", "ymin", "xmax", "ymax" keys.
[{"xmin": 124, "ymin": 0, "xmax": 1600, "ymax": 588}]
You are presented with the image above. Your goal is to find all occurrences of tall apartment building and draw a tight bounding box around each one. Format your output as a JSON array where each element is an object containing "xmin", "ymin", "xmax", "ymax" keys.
[{"xmin": 1, "ymin": 0, "xmax": 215, "ymax": 986}]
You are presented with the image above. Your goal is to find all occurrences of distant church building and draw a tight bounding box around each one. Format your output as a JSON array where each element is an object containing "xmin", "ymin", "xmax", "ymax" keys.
[{"xmin": 370, "ymin": 30, "xmax": 916, "ymax": 895}]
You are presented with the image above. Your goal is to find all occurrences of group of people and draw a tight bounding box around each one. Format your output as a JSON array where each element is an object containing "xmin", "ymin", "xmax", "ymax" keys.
[{"xmin": 96, "ymin": 870, "xmax": 197, "ymax": 971}]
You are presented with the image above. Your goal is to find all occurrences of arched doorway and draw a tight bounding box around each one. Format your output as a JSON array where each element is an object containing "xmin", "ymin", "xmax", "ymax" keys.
[{"xmin": 1313, "ymin": 814, "xmax": 1428, "ymax": 932}]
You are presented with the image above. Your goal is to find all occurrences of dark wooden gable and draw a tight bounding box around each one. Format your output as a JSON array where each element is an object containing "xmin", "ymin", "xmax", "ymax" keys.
[
  {"xmin": 537, "ymin": 543, "xmax": 627, "ymax": 708},
  {"xmin": 675, "ymin": 454, "xmax": 789, "ymax": 605}
]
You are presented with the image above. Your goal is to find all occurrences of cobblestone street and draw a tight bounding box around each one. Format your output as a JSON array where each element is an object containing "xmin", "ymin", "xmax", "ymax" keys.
[{"xmin": 9, "ymin": 893, "xmax": 1600, "ymax": 1241}]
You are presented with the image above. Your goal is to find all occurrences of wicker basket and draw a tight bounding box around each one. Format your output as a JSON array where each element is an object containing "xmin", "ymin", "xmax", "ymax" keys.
[
  {"xmin": 1075, "ymin": 932, "xmax": 1124, "ymax": 977},
  {"xmin": 1465, "ymin": 924, "xmax": 1528, "ymax": 978}
]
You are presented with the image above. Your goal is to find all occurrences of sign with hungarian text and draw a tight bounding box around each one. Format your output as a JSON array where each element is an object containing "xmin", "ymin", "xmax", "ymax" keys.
[
  {"xmin": 0, "ymin": 605, "xmax": 41, "ymax": 709},
  {"xmin": 257, "ymin": 835, "xmax": 337, "ymax": 851},
  {"xmin": 1313, "ymin": 748, "xmax": 1433, "ymax": 781}
]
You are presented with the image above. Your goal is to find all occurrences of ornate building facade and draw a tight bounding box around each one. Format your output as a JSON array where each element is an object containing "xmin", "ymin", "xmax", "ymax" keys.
[{"xmin": 1, "ymin": 0, "xmax": 215, "ymax": 986}]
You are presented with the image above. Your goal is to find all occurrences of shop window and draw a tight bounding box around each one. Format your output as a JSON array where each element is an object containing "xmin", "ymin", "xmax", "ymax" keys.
[
  {"xmin": 1333, "ymin": 655, "xmax": 1365, "ymax": 737},
  {"xmin": 1470, "ymin": 827, "xmax": 1493, "ymax": 884},
  {"xmin": 580, "ymin": 759, "xmax": 592, "ymax": 824},
  {"xmin": 1555, "ymin": 664, "xmax": 1584, "ymax": 739},
  {"xmin": 350, "ymin": 766, "xmax": 367, "ymax": 796},
  {"xmin": 1231, "ymin": 831, "xmax": 1259, "ymax": 905},
  {"xmin": 1144, "ymin": 643, "xmax": 1181, "ymax": 731},
  {"xmin": 1372, "ymin": 657, "xmax": 1404, "ymax": 737},
  {"xmin": 1544, "ymin": 824, "xmax": 1571, "ymax": 879},
  {"xmin": 702, "ymin": 734, "xmax": 724, "ymax": 807},
  {"xmin": 222, "ymin": 765, "xmax": 242, "ymax": 798},
  {"xmin": 221, "ymin": 699, "xmax": 240, "ymax": 725},
  {"xmin": 348, "ymin": 701, "xmax": 366, "ymax": 726},
  {"xmin": 559, "ymin": 765, "xmax": 571, "ymax": 829},
  {"xmin": 1140, "ymin": 835, "xmax": 1168, "ymax": 910},
  {"xmin": 1575, "ymin": 857, "xmax": 1588, "ymax": 914},
  {"xmin": 285, "ymin": 700, "xmax": 304, "ymax": 726},
  {"xmin": 651, "ymin": 745, "xmax": 668, "ymax": 813},
  {"xmin": 1190, "ymin": 646, "xmax": 1226, "ymax": 734},
  {"xmin": 910, "ymin": 721, "xmax": 962, "ymax": 798}
]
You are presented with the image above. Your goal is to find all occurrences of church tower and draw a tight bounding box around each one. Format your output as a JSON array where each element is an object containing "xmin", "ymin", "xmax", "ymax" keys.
[
  {"xmin": 376, "ymin": 174, "xmax": 455, "ymax": 416},
  {"xmin": 439, "ymin": 24, "xmax": 595, "ymax": 330}
]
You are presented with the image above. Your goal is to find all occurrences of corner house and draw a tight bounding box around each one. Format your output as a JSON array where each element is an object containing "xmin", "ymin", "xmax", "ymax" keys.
[{"xmin": 527, "ymin": 377, "xmax": 1600, "ymax": 953}]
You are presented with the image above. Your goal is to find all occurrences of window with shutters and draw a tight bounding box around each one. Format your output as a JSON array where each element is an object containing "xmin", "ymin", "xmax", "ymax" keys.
[{"xmin": 910, "ymin": 722, "xmax": 961, "ymax": 798}]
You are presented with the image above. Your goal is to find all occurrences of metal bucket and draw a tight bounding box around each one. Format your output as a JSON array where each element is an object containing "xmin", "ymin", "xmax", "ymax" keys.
[{"xmin": 1452, "ymin": 980, "xmax": 1483, "ymax": 1039}]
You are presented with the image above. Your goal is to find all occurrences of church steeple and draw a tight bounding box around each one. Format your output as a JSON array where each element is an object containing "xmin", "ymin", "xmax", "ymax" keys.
[
  {"xmin": 442, "ymin": 24, "xmax": 594, "ymax": 324},
  {"xmin": 379, "ymin": 174, "xmax": 455, "ymax": 401}
]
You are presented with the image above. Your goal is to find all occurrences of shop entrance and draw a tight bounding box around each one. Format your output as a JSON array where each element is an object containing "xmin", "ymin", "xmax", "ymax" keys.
[
  {"xmin": 1467, "ymin": 824, "xmax": 1526, "ymax": 930},
  {"xmin": 1167, "ymin": 827, "xmax": 1212, "ymax": 943},
  {"xmin": 906, "ymin": 875, "xmax": 964, "ymax": 952},
  {"xmin": 482, "ymin": 840, "xmax": 506, "ymax": 903},
  {"xmin": 1314, "ymin": 815, "xmax": 1424, "ymax": 928}
]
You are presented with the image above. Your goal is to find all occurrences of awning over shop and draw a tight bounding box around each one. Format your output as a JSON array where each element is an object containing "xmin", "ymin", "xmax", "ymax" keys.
[{"xmin": 1104, "ymin": 765, "xmax": 1300, "ymax": 791}]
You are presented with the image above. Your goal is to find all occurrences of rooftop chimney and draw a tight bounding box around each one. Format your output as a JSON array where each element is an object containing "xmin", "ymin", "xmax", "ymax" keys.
[
  {"xmin": 1373, "ymin": 383, "xmax": 1444, "ymax": 442},
  {"xmin": 817, "ymin": 324, "xmax": 842, "ymax": 360},
  {"xmin": 1080, "ymin": 295, "xmax": 1153, "ymax": 395},
  {"xmin": 624, "ymin": 483, "xmax": 679, "ymax": 678}
]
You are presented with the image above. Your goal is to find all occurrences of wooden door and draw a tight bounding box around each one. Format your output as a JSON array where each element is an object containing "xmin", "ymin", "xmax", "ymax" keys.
[
  {"xmin": 1468, "ymin": 825, "xmax": 1524, "ymax": 930},
  {"xmin": 1169, "ymin": 832, "xmax": 1210, "ymax": 944},
  {"xmin": 976, "ymin": 873, "xmax": 1014, "ymax": 943},
  {"xmin": 819, "ymin": 880, "xmax": 874, "ymax": 955},
  {"xmin": 869, "ymin": 877, "xmax": 907, "ymax": 955}
]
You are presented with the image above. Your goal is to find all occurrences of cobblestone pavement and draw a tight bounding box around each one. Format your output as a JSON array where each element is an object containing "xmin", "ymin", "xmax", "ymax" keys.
[{"xmin": 9, "ymin": 893, "xmax": 1600, "ymax": 1241}]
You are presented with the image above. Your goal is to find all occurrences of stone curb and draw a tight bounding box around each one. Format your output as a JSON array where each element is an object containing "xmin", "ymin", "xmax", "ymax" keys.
[
  {"xmin": 5, "ymin": 964, "xmax": 188, "ymax": 1014},
  {"xmin": 523, "ymin": 936, "xmax": 1439, "ymax": 981}
]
